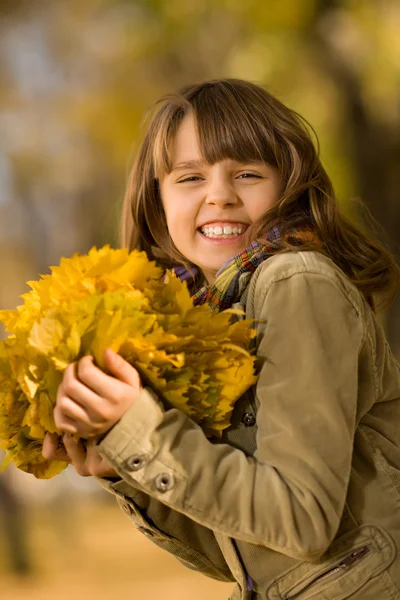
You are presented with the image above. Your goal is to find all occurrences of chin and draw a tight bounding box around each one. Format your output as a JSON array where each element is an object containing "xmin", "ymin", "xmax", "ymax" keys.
[{"xmin": 202, "ymin": 261, "xmax": 230, "ymax": 277}]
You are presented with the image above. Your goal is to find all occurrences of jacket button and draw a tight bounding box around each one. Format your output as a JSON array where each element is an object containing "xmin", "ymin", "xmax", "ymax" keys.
[
  {"xmin": 242, "ymin": 412, "xmax": 256, "ymax": 427},
  {"xmin": 138, "ymin": 526, "xmax": 155, "ymax": 537},
  {"xmin": 126, "ymin": 455, "xmax": 146, "ymax": 471},
  {"xmin": 155, "ymin": 472, "xmax": 174, "ymax": 493}
]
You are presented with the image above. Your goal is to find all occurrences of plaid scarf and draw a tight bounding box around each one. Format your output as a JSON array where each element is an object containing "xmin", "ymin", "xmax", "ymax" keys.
[
  {"xmin": 168, "ymin": 226, "xmax": 281, "ymax": 311},
  {"xmin": 191, "ymin": 226, "xmax": 282, "ymax": 311},
  {"xmin": 169, "ymin": 225, "xmax": 319, "ymax": 312}
]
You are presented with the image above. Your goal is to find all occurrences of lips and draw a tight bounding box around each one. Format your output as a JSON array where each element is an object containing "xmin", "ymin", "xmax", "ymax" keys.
[{"xmin": 197, "ymin": 227, "xmax": 248, "ymax": 245}]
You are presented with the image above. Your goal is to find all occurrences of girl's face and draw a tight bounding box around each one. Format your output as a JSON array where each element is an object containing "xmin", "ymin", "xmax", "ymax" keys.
[{"xmin": 159, "ymin": 114, "xmax": 282, "ymax": 284}]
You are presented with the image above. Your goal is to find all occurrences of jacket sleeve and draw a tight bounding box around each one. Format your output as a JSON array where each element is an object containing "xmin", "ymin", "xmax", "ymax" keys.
[{"xmin": 97, "ymin": 267, "xmax": 366, "ymax": 561}]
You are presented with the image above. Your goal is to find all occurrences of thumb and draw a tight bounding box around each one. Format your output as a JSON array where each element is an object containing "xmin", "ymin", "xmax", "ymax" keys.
[{"xmin": 104, "ymin": 348, "xmax": 142, "ymax": 389}]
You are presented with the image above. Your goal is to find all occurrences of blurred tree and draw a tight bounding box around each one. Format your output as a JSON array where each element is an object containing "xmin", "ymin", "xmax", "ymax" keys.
[
  {"xmin": 0, "ymin": 472, "xmax": 31, "ymax": 575},
  {"xmin": 0, "ymin": 0, "xmax": 398, "ymax": 350},
  {"xmin": 311, "ymin": 0, "xmax": 400, "ymax": 347}
]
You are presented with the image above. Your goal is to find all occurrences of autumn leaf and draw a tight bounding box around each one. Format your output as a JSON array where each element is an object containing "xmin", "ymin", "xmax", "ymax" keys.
[{"xmin": 0, "ymin": 246, "xmax": 258, "ymax": 479}]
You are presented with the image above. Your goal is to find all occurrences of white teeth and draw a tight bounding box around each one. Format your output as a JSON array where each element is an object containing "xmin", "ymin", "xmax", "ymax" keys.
[{"xmin": 200, "ymin": 224, "xmax": 245, "ymax": 238}]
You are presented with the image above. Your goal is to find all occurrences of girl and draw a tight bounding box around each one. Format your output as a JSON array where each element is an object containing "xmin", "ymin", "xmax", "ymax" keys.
[{"xmin": 43, "ymin": 79, "xmax": 400, "ymax": 599}]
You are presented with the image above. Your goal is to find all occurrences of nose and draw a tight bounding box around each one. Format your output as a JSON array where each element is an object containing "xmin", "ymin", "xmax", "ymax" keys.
[{"xmin": 205, "ymin": 174, "xmax": 238, "ymax": 207}]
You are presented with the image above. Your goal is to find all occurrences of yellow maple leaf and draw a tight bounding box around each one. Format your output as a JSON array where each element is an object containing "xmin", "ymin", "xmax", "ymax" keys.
[{"xmin": 0, "ymin": 246, "xmax": 259, "ymax": 478}]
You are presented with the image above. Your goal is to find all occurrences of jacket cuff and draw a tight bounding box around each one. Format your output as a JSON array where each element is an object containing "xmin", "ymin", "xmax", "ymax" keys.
[{"xmin": 97, "ymin": 386, "xmax": 188, "ymax": 509}]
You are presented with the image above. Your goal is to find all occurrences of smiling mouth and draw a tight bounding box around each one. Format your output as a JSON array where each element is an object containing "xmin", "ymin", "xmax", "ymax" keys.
[
  {"xmin": 198, "ymin": 223, "xmax": 249, "ymax": 239},
  {"xmin": 197, "ymin": 230, "xmax": 248, "ymax": 243}
]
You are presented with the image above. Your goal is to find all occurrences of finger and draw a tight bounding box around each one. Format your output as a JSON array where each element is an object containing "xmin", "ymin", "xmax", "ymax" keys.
[
  {"xmin": 104, "ymin": 349, "xmax": 142, "ymax": 388},
  {"xmin": 77, "ymin": 354, "xmax": 141, "ymax": 402},
  {"xmin": 89, "ymin": 458, "xmax": 118, "ymax": 478},
  {"xmin": 75, "ymin": 355, "xmax": 124, "ymax": 402},
  {"xmin": 59, "ymin": 362, "xmax": 103, "ymax": 418},
  {"xmin": 55, "ymin": 395, "xmax": 118, "ymax": 438},
  {"xmin": 54, "ymin": 405, "xmax": 79, "ymax": 434},
  {"xmin": 63, "ymin": 434, "xmax": 89, "ymax": 476},
  {"xmin": 59, "ymin": 362, "xmax": 78, "ymax": 397},
  {"xmin": 85, "ymin": 438, "xmax": 104, "ymax": 467},
  {"xmin": 55, "ymin": 396, "xmax": 93, "ymax": 427},
  {"xmin": 42, "ymin": 432, "xmax": 71, "ymax": 462},
  {"xmin": 85, "ymin": 438, "xmax": 118, "ymax": 478}
]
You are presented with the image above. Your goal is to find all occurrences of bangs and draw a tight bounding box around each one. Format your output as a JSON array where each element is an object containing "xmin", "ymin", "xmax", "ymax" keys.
[{"xmin": 151, "ymin": 81, "xmax": 279, "ymax": 177}]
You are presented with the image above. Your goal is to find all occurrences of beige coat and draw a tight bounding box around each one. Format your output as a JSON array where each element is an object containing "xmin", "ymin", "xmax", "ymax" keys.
[{"xmin": 96, "ymin": 250, "xmax": 400, "ymax": 599}]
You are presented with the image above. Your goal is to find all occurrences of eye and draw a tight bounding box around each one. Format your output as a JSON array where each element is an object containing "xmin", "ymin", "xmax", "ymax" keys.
[
  {"xmin": 237, "ymin": 172, "xmax": 263, "ymax": 179},
  {"xmin": 177, "ymin": 175, "xmax": 203, "ymax": 183}
]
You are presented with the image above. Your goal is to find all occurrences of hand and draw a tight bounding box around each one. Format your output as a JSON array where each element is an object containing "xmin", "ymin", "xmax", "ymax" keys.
[
  {"xmin": 54, "ymin": 348, "xmax": 142, "ymax": 439},
  {"xmin": 42, "ymin": 432, "xmax": 119, "ymax": 478}
]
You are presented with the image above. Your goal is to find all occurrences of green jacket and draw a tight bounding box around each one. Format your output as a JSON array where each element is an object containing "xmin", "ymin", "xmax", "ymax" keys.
[{"xmin": 96, "ymin": 250, "xmax": 400, "ymax": 599}]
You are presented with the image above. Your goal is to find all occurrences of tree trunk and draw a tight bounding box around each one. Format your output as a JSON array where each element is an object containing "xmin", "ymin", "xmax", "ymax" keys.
[{"xmin": 312, "ymin": 1, "xmax": 400, "ymax": 354}]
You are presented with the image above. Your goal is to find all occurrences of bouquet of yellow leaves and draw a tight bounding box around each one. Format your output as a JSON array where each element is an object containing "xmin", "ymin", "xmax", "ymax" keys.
[{"xmin": 0, "ymin": 246, "xmax": 258, "ymax": 479}]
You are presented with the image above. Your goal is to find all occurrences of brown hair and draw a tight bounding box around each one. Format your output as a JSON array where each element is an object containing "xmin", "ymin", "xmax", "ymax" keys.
[{"xmin": 121, "ymin": 78, "xmax": 399, "ymax": 310}]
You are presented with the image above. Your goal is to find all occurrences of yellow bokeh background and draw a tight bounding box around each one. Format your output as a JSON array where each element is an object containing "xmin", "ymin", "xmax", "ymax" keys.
[{"xmin": 0, "ymin": 1, "xmax": 399, "ymax": 598}]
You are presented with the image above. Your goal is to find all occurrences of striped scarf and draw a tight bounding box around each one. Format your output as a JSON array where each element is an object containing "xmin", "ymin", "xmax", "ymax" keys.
[
  {"xmin": 191, "ymin": 225, "xmax": 282, "ymax": 311},
  {"xmin": 168, "ymin": 226, "xmax": 283, "ymax": 312},
  {"xmin": 169, "ymin": 226, "xmax": 319, "ymax": 312}
]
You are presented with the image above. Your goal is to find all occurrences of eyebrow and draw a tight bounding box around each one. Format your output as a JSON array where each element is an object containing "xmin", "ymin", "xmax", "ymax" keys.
[
  {"xmin": 170, "ymin": 158, "xmax": 267, "ymax": 173},
  {"xmin": 171, "ymin": 160, "xmax": 207, "ymax": 172}
]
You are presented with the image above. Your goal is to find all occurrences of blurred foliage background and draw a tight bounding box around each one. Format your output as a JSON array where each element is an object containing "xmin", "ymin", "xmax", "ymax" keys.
[{"xmin": 0, "ymin": 0, "xmax": 399, "ymax": 598}]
